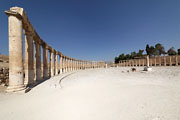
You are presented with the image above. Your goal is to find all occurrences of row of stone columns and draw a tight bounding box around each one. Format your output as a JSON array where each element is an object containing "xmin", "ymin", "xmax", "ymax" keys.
[
  {"xmin": 118, "ymin": 55, "xmax": 179, "ymax": 67},
  {"xmin": 5, "ymin": 7, "xmax": 105, "ymax": 92}
]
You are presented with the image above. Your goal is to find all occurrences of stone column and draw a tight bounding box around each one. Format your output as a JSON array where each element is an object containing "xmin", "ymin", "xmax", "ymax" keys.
[
  {"xmin": 70, "ymin": 59, "xmax": 72, "ymax": 71},
  {"xmin": 55, "ymin": 52, "xmax": 58, "ymax": 75},
  {"xmin": 62, "ymin": 56, "xmax": 65, "ymax": 73},
  {"xmin": 88, "ymin": 61, "xmax": 90, "ymax": 68},
  {"xmin": 66, "ymin": 58, "xmax": 68, "ymax": 72},
  {"xmin": 146, "ymin": 55, "xmax": 149, "ymax": 67},
  {"xmin": 71, "ymin": 59, "xmax": 74, "ymax": 71},
  {"xmin": 164, "ymin": 56, "xmax": 166, "ymax": 66},
  {"xmin": 138, "ymin": 59, "xmax": 141, "ymax": 66},
  {"xmin": 80, "ymin": 61, "xmax": 82, "ymax": 69},
  {"xmin": 176, "ymin": 55, "xmax": 178, "ymax": 66},
  {"xmin": 79, "ymin": 60, "xmax": 81, "ymax": 70},
  {"xmin": 84, "ymin": 61, "xmax": 86, "ymax": 69},
  {"xmin": 77, "ymin": 60, "xmax": 79, "ymax": 70},
  {"xmin": 65, "ymin": 57, "xmax": 67, "ymax": 72},
  {"xmin": 6, "ymin": 7, "xmax": 26, "ymax": 92},
  {"xmin": 65, "ymin": 56, "xmax": 67, "ymax": 72},
  {"xmin": 82, "ymin": 61, "xmax": 84, "ymax": 69},
  {"xmin": 142, "ymin": 59, "xmax": 145, "ymax": 66},
  {"xmin": 67, "ymin": 57, "xmax": 69, "ymax": 72},
  {"xmin": 74, "ymin": 60, "xmax": 77, "ymax": 70},
  {"xmin": 50, "ymin": 50, "xmax": 54, "ymax": 76},
  {"xmin": 24, "ymin": 32, "xmax": 34, "ymax": 85},
  {"xmin": 43, "ymin": 44, "xmax": 48, "ymax": 79},
  {"xmin": 154, "ymin": 57, "xmax": 156, "ymax": 66},
  {"xmin": 170, "ymin": 56, "xmax": 172, "ymax": 66},
  {"xmin": 131, "ymin": 60, "xmax": 134, "ymax": 66},
  {"xmin": 59, "ymin": 54, "xmax": 63, "ymax": 74},
  {"xmin": 63, "ymin": 56, "xmax": 65, "ymax": 73},
  {"xmin": 35, "ymin": 41, "xmax": 41, "ymax": 81},
  {"xmin": 149, "ymin": 58, "xmax": 151, "ymax": 66},
  {"xmin": 48, "ymin": 50, "xmax": 51, "ymax": 77},
  {"xmin": 159, "ymin": 56, "xmax": 161, "ymax": 66},
  {"xmin": 71, "ymin": 59, "xmax": 73, "ymax": 71},
  {"xmin": 80, "ymin": 60, "xmax": 82, "ymax": 69},
  {"xmin": 58, "ymin": 54, "xmax": 60, "ymax": 74},
  {"xmin": 69, "ymin": 58, "xmax": 71, "ymax": 71},
  {"xmin": 71, "ymin": 58, "xmax": 74, "ymax": 71}
]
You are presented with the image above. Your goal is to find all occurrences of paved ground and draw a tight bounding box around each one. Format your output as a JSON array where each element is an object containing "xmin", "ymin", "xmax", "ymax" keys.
[{"xmin": 0, "ymin": 67, "xmax": 180, "ymax": 120}]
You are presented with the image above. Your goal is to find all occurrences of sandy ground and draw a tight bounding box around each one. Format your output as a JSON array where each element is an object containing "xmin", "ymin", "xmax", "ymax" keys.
[{"xmin": 0, "ymin": 67, "xmax": 180, "ymax": 120}]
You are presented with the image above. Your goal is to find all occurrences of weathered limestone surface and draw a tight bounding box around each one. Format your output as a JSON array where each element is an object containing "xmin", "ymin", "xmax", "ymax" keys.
[
  {"xmin": 6, "ymin": 7, "xmax": 25, "ymax": 92},
  {"xmin": 24, "ymin": 32, "xmax": 34, "ymax": 85},
  {"xmin": 55, "ymin": 53, "xmax": 58, "ymax": 75},
  {"xmin": 59, "ymin": 55, "xmax": 62, "ymax": 74},
  {"xmin": 43, "ymin": 45, "xmax": 48, "ymax": 79},
  {"xmin": 35, "ymin": 42, "xmax": 41, "ymax": 81}
]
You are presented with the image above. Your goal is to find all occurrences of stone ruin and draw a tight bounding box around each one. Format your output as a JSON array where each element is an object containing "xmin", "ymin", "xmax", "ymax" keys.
[{"xmin": 4, "ymin": 6, "xmax": 105, "ymax": 92}]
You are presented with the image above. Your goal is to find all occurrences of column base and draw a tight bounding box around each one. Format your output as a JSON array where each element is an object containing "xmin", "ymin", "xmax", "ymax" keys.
[{"xmin": 6, "ymin": 85, "xmax": 26, "ymax": 92}]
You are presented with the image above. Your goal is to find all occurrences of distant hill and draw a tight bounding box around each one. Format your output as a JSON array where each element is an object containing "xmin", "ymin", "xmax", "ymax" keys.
[{"xmin": 0, "ymin": 54, "xmax": 9, "ymax": 63}]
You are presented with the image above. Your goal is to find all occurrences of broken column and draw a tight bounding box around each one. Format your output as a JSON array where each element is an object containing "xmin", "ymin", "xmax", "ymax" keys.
[{"xmin": 144, "ymin": 55, "xmax": 152, "ymax": 71}]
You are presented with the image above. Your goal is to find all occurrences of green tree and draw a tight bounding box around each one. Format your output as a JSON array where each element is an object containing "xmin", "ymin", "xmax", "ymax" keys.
[
  {"xmin": 167, "ymin": 47, "xmax": 177, "ymax": 56},
  {"xmin": 119, "ymin": 53, "xmax": 125, "ymax": 60},
  {"xmin": 178, "ymin": 48, "xmax": 180, "ymax": 55},
  {"xmin": 114, "ymin": 56, "xmax": 119, "ymax": 64},
  {"xmin": 131, "ymin": 51, "xmax": 137, "ymax": 59},
  {"xmin": 155, "ymin": 43, "xmax": 166, "ymax": 55},
  {"xmin": 146, "ymin": 44, "xmax": 150, "ymax": 55},
  {"xmin": 149, "ymin": 46, "xmax": 156, "ymax": 56},
  {"xmin": 125, "ymin": 54, "xmax": 132, "ymax": 60},
  {"xmin": 137, "ymin": 49, "xmax": 144, "ymax": 57}
]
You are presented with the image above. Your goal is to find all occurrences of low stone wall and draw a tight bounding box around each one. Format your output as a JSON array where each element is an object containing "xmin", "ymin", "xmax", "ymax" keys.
[
  {"xmin": 0, "ymin": 68, "xmax": 9, "ymax": 86},
  {"xmin": 0, "ymin": 54, "xmax": 9, "ymax": 86}
]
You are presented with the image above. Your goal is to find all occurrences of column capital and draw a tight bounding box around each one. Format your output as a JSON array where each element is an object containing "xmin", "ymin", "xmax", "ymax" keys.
[
  {"xmin": 5, "ymin": 7, "xmax": 23, "ymax": 20},
  {"xmin": 42, "ymin": 42, "xmax": 48, "ymax": 48},
  {"xmin": 58, "ymin": 52, "xmax": 62, "ymax": 56}
]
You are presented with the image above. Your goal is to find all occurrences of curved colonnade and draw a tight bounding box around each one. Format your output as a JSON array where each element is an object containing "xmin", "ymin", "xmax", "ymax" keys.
[{"xmin": 5, "ymin": 7, "xmax": 105, "ymax": 92}]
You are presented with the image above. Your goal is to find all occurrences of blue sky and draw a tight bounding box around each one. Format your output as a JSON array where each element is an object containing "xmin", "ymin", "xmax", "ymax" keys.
[{"xmin": 0, "ymin": 0, "xmax": 180, "ymax": 61}]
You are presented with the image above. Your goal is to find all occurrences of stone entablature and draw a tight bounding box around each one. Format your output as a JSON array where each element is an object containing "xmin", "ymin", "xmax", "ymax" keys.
[{"xmin": 5, "ymin": 7, "xmax": 105, "ymax": 92}]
